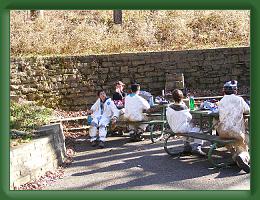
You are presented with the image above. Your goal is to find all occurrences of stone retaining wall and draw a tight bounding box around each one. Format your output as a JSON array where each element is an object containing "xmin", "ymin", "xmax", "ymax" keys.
[
  {"xmin": 10, "ymin": 123, "xmax": 66, "ymax": 189},
  {"xmin": 10, "ymin": 47, "xmax": 250, "ymax": 110}
]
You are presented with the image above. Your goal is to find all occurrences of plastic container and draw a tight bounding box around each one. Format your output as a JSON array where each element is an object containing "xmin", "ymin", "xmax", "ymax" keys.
[
  {"xmin": 87, "ymin": 115, "xmax": 93, "ymax": 125},
  {"xmin": 189, "ymin": 96, "xmax": 195, "ymax": 110}
]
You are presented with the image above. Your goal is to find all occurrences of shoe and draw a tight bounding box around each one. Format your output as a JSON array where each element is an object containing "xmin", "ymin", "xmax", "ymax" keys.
[
  {"xmin": 117, "ymin": 130, "xmax": 124, "ymax": 136},
  {"xmin": 134, "ymin": 133, "xmax": 143, "ymax": 142},
  {"xmin": 129, "ymin": 130, "xmax": 136, "ymax": 142},
  {"xmin": 91, "ymin": 140, "xmax": 98, "ymax": 147},
  {"xmin": 192, "ymin": 146, "xmax": 207, "ymax": 156},
  {"xmin": 236, "ymin": 155, "xmax": 250, "ymax": 173},
  {"xmin": 98, "ymin": 141, "xmax": 105, "ymax": 148}
]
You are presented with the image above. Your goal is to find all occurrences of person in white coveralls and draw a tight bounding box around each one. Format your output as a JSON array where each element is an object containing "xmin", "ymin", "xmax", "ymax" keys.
[
  {"xmin": 217, "ymin": 80, "xmax": 250, "ymax": 173},
  {"xmin": 166, "ymin": 89, "xmax": 206, "ymax": 156},
  {"xmin": 88, "ymin": 90, "xmax": 119, "ymax": 148},
  {"xmin": 124, "ymin": 83, "xmax": 150, "ymax": 142}
]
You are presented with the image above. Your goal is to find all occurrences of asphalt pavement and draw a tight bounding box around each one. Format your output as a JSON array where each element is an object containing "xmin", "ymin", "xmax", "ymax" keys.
[{"xmin": 44, "ymin": 133, "xmax": 250, "ymax": 190}]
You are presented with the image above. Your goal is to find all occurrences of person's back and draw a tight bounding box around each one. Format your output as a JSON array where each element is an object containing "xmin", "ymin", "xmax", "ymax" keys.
[
  {"xmin": 166, "ymin": 89, "xmax": 205, "ymax": 156},
  {"xmin": 125, "ymin": 93, "xmax": 150, "ymax": 121},
  {"xmin": 124, "ymin": 83, "xmax": 150, "ymax": 142},
  {"xmin": 218, "ymin": 94, "xmax": 249, "ymax": 138},
  {"xmin": 166, "ymin": 103, "xmax": 192, "ymax": 133},
  {"xmin": 217, "ymin": 80, "xmax": 250, "ymax": 173}
]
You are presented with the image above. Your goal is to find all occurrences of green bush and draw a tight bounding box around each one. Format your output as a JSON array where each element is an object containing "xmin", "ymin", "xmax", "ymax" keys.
[{"xmin": 10, "ymin": 100, "xmax": 54, "ymax": 133}]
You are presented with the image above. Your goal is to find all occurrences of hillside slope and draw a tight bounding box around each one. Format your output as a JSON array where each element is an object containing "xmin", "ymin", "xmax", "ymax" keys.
[{"xmin": 10, "ymin": 10, "xmax": 250, "ymax": 57}]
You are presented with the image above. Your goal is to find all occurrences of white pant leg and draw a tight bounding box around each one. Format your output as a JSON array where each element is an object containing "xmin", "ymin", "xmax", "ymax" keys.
[
  {"xmin": 139, "ymin": 124, "xmax": 148, "ymax": 131},
  {"xmin": 190, "ymin": 126, "xmax": 204, "ymax": 146},
  {"xmin": 89, "ymin": 126, "xmax": 98, "ymax": 142},
  {"xmin": 99, "ymin": 125, "xmax": 107, "ymax": 142},
  {"xmin": 238, "ymin": 151, "xmax": 250, "ymax": 164},
  {"xmin": 194, "ymin": 138, "xmax": 204, "ymax": 146}
]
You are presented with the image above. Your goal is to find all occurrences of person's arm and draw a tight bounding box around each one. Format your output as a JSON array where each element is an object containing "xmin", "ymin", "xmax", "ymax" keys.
[
  {"xmin": 110, "ymin": 100, "xmax": 120, "ymax": 123},
  {"xmin": 88, "ymin": 99, "xmax": 99, "ymax": 114},
  {"xmin": 140, "ymin": 96, "xmax": 150, "ymax": 111},
  {"xmin": 242, "ymin": 98, "xmax": 250, "ymax": 114}
]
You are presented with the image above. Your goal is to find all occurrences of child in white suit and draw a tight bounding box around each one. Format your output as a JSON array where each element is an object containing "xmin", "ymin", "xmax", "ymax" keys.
[{"xmin": 88, "ymin": 90, "xmax": 119, "ymax": 148}]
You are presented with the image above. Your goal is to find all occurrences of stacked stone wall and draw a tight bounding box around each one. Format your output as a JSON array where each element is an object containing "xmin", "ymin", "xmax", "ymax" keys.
[
  {"xmin": 10, "ymin": 47, "xmax": 250, "ymax": 110},
  {"xmin": 10, "ymin": 124, "xmax": 66, "ymax": 189}
]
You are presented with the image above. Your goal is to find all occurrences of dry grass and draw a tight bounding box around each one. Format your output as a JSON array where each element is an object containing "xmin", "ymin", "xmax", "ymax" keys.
[{"xmin": 10, "ymin": 10, "xmax": 250, "ymax": 57}]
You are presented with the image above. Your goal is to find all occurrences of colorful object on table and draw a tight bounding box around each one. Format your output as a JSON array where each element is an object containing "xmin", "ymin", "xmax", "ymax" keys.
[
  {"xmin": 189, "ymin": 96, "xmax": 195, "ymax": 110},
  {"xmin": 155, "ymin": 96, "xmax": 169, "ymax": 105},
  {"xmin": 200, "ymin": 99, "xmax": 219, "ymax": 113}
]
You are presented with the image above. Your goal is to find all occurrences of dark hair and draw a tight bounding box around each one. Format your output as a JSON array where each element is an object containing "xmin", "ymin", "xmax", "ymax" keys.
[
  {"xmin": 172, "ymin": 89, "xmax": 184, "ymax": 103},
  {"xmin": 131, "ymin": 83, "xmax": 140, "ymax": 93},
  {"xmin": 223, "ymin": 80, "xmax": 237, "ymax": 95},
  {"xmin": 223, "ymin": 87, "xmax": 237, "ymax": 95},
  {"xmin": 97, "ymin": 90, "xmax": 106, "ymax": 96}
]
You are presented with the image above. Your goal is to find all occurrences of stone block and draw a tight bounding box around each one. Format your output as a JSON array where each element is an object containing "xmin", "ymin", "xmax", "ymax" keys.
[
  {"xmin": 132, "ymin": 60, "xmax": 145, "ymax": 66},
  {"xmin": 120, "ymin": 66, "xmax": 129, "ymax": 73},
  {"xmin": 12, "ymin": 175, "xmax": 31, "ymax": 189}
]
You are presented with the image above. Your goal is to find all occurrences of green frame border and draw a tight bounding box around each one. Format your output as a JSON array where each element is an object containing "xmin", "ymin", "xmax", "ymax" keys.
[{"xmin": 1, "ymin": 0, "xmax": 259, "ymax": 199}]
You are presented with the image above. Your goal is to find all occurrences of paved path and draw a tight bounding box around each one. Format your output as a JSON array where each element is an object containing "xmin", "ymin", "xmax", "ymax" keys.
[{"xmin": 45, "ymin": 134, "xmax": 250, "ymax": 190}]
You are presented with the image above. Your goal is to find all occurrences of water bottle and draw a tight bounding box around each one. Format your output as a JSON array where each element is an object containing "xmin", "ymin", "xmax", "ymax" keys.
[{"xmin": 189, "ymin": 96, "xmax": 195, "ymax": 110}]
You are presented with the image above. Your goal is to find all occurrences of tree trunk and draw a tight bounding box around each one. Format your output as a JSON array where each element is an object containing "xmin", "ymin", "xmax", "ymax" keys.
[
  {"xmin": 30, "ymin": 10, "xmax": 43, "ymax": 21},
  {"xmin": 113, "ymin": 10, "xmax": 122, "ymax": 24}
]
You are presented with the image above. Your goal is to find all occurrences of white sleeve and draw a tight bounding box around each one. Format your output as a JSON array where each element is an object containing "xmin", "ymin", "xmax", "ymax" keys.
[
  {"xmin": 140, "ymin": 96, "xmax": 150, "ymax": 110},
  {"xmin": 241, "ymin": 98, "xmax": 250, "ymax": 114},
  {"xmin": 90, "ymin": 99, "xmax": 99, "ymax": 112},
  {"xmin": 110, "ymin": 100, "xmax": 120, "ymax": 118}
]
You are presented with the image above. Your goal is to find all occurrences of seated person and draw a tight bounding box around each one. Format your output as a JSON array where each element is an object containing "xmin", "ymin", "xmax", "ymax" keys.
[
  {"xmin": 87, "ymin": 90, "xmax": 119, "ymax": 148},
  {"xmin": 166, "ymin": 89, "xmax": 206, "ymax": 156},
  {"xmin": 217, "ymin": 80, "xmax": 250, "ymax": 173},
  {"xmin": 124, "ymin": 83, "xmax": 150, "ymax": 141},
  {"xmin": 112, "ymin": 81, "xmax": 127, "ymax": 110},
  {"xmin": 109, "ymin": 81, "xmax": 127, "ymax": 136}
]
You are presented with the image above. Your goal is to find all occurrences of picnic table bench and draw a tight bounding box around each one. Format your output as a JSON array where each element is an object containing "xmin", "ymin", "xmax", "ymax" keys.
[
  {"xmin": 113, "ymin": 119, "xmax": 168, "ymax": 143},
  {"xmin": 164, "ymin": 130, "xmax": 237, "ymax": 168},
  {"xmin": 50, "ymin": 116, "xmax": 90, "ymax": 132}
]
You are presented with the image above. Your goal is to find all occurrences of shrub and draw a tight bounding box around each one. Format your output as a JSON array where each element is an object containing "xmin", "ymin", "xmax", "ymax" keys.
[{"xmin": 10, "ymin": 100, "xmax": 54, "ymax": 133}]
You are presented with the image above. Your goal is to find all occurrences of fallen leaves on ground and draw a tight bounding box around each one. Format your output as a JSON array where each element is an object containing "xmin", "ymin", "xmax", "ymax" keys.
[{"xmin": 14, "ymin": 167, "xmax": 65, "ymax": 190}]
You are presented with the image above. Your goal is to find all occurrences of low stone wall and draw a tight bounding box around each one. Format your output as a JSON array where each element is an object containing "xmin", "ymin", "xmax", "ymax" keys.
[
  {"xmin": 10, "ymin": 47, "xmax": 250, "ymax": 110},
  {"xmin": 10, "ymin": 123, "xmax": 66, "ymax": 189}
]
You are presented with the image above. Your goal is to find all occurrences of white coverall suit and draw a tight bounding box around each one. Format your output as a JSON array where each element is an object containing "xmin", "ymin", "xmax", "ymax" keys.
[
  {"xmin": 217, "ymin": 94, "xmax": 250, "ymax": 162},
  {"xmin": 124, "ymin": 93, "xmax": 150, "ymax": 131},
  {"xmin": 166, "ymin": 103, "xmax": 204, "ymax": 147},
  {"xmin": 89, "ymin": 98, "xmax": 119, "ymax": 142}
]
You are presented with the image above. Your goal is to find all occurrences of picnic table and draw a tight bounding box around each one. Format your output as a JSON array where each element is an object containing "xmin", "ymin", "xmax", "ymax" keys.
[
  {"xmin": 164, "ymin": 106, "xmax": 250, "ymax": 168},
  {"xmin": 113, "ymin": 103, "xmax": 169, "ymax": 143}
]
